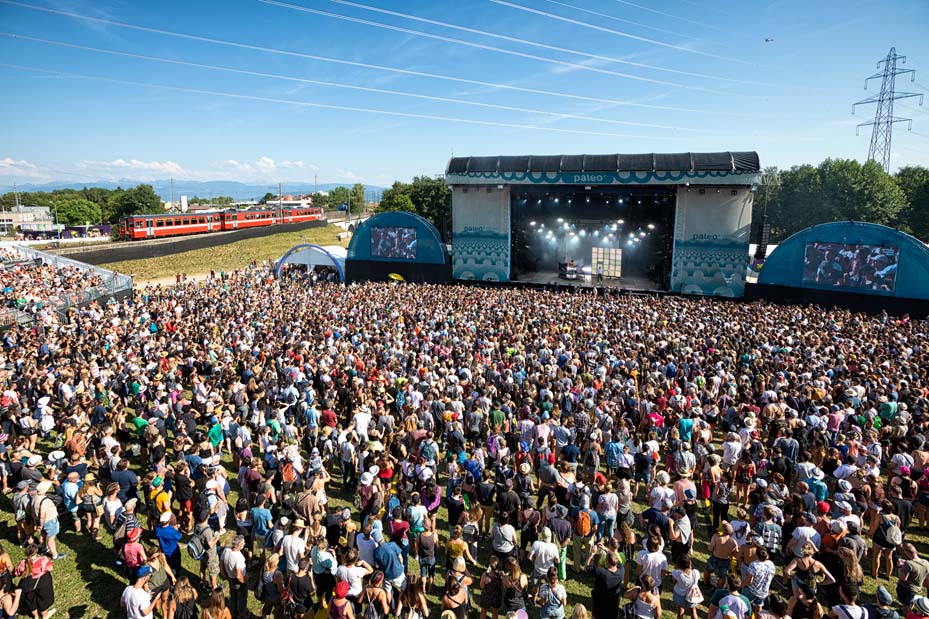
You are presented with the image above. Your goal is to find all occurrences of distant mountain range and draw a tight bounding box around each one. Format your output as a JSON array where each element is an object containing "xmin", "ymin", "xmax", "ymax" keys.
[{"xmin": 0, "ymin": 179, "xmax": 386, "ymax": 202}]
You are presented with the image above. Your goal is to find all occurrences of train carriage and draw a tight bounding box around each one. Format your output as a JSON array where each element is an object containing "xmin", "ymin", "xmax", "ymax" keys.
[{"xmin": 118, "ymin": 206, "xmax": 324, "ymax": 240}]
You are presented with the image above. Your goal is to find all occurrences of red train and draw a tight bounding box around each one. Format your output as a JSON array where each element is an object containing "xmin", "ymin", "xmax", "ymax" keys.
[{"xmin": 118, "ymin": 206, "xmax": 325, "ymax": 240}]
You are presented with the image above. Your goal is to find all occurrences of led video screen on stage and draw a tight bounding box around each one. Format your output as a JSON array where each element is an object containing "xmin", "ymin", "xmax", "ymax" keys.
[
  {"xmin": 371, "ymin": 226, "xmax": 417, "ymax": 260},
  {"xmin": 802, "ymin": 242, "xmax": 899, "ymax": 291}
]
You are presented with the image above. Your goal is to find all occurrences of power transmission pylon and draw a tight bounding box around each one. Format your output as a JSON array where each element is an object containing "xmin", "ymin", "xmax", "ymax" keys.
[{"xmin": 852, "ymin": 47, "xmax": 923, "ymax": 173}]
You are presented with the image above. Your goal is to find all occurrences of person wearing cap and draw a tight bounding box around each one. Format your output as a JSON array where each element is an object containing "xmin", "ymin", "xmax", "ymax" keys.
[
  {"xmin": 864, "ymin": 586, "xmax": 899, "ymax": 619},
  {"xmin": 154, "ymin": 512, "xmax": 182, "ymax": 573},
  {"xmin": 787, "ymin": 512, "xmax": 821, "ymax": 558},
  {"xmin": 330, "ymin": 580, "xmax": 353, "ymax": 619},
  {"xmin": 121, "ymin": 527, "xmax": 147, "ymax": 581},
  {"xmin": 121, "ymin": 565, "xmax": 157, "ymax": 619}
]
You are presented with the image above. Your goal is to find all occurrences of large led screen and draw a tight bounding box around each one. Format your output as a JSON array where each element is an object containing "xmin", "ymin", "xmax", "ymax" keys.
[
  {"xmin": 371, "ymin": 226, "xmax": 417, "ymax": 260},
  {"xmin": 802, "ymin": 242, "xmax": 899, "ymax": 291}
]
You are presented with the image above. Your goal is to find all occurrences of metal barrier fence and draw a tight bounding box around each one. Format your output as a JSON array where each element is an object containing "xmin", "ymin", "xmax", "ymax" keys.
[{"xmin": 1, "ymin": 245, "xmax": 133, "ymax": 326}]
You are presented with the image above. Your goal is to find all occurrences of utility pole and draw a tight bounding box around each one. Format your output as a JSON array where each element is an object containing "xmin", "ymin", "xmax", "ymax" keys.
[
  {"xmin": 314, "ymin": 174, "xmax": 318, "ymax": 195},
  {"xmin": 853, "ymin": 47, "xmax": 924, "ymax": 173},
  {"xmin": 279, "ymin": 182, "xmax": 283, "ymax": 223},
  {"xmin": 170, "ymin": 178, "xmax": 175, "ymax": 210}
]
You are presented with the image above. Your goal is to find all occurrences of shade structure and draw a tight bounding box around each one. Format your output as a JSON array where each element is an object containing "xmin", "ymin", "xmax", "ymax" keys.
[{"xmin": 275, "ymin": 244, "xmax": 347, "ymax": 281}]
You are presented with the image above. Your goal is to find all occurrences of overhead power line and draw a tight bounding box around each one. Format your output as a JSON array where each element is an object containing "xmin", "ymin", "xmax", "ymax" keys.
[
  {"xmin": 0, "ymin": 62, "xmax": 697, "ymax": 142},
  {"xmin": 0, "ymin": 0, "xmax": 736, "ymax": 115},
  {"xmin": 0, "ymin": 32, "xmax": 710, "ymax": 132},
  {"xmin": 323, "ymin": 0, "xmax": 758, "ymax": 83},
  {"xmin": 258, "ymin": 0, "xmax": 745, "ymax": 95}
]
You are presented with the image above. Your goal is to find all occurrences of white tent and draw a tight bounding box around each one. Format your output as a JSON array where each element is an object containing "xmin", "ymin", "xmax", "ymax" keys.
[{"xmin": 276, "ymin": 244, "xmax": 347, "ymax": 281}]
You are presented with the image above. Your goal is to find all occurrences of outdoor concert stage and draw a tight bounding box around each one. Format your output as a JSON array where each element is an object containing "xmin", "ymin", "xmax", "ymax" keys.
[
  {"xmin": 446, "ymin": 152, "xmax": 761, "ymax": 298},
  {"xmin": 516, "ymin": 270, "xmax": 660, "ymax": 291}
]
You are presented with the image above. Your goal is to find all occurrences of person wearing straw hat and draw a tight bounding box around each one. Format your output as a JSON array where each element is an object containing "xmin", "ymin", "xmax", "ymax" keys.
[
  {"xmin": 282, "ymin": 518, "xmax": 308, "ymax": 575},
  {"xmin": 21, "ymin": 454, "xmax": 43, "ymax": 485}
]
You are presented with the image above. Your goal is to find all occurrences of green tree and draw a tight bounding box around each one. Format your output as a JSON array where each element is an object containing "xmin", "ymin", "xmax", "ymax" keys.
[
  {"xmin": 381, "ymin": 193, "xmax": 414, "ymax": 214},
  {"xmin": 377, "ymin": 181, "xmax": 413, "ymax": 213},
  {"xmin": 258, "ymin": 192, "xmax": 276, "ymax": 205},
  {"xmin": 310, "ymin": 192, "xmax": 330, "ymax": 209},
  {"xmin": 350, "ymin": 183, "xmax": 365, "ymax": 214},
  {"xmin": 328, "ymin": 186, "xmax": 351, "ymax": 210},
  {"xmin": 897, "ymin": 165, "xmax": 929, "ymax": 241},
  {"xmin": 817, "ymin": 158, "xmax": 905, "ymax": 226},
  {"xmin": 409, "ymin": 176, "xmax": 451, "ymax": 240},
  {"xmin": 52, "ymin": 196, "xmax": 102, "ymax": 226},
  {"xmin": 104, "ymin": 184, "xmax": 163, "ymax": 222}
]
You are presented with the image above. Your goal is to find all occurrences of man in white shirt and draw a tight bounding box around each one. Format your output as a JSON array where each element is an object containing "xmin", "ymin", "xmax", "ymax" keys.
[
  {"xmin": 786, "ymin": 513, "xmax": 821, "ymax": 557},
  {"xmin": 722, "ymin": 433, "xmax": 743, "ymax": 469},
  {"xmin": 222, "ymin": 535, "xmax": 248, "ymax": 619},
  {"xmin": 529, "ymin": 527, "xmax": 560, "ymax": 579},
  {"xmin": 352, "ymin": 405, "xmax": 372, "ymax": 444},
  {"xmin": 121, "ymin": 565, "xmax": 157, "ymax": 619},
  {"xmin": 281, "ymin": 520, "xmax": 309, "ymax": 574}
]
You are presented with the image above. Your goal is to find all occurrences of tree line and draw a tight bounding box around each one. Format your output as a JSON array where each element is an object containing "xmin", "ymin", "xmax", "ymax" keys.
[
  {"xmin": 753, "ymin": 159, "xmax": 929, "ymax": 243},
  {"xmin": 2, "ymin": 161, "xmax": 925, "ymax": 240},
  {"xmin": 0, "ymin": 184, "xmax": 163, "ymax": 227}
]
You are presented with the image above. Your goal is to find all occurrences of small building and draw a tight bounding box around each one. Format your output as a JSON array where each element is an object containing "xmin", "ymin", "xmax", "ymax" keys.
[{"xmin": 0, "ymin": 206, "xmax": 54, "ymax": 231}]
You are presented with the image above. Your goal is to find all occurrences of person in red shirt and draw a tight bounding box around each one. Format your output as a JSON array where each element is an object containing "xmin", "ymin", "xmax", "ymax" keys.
[{"xmin": 320, "ymin": 404, "xmax": 338, "ymax": 429}]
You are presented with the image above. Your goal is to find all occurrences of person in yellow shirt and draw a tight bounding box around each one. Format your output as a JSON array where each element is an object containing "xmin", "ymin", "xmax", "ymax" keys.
[{"xmin": 149, "ymin": 476, "xmax": 172, "ymax": 524}]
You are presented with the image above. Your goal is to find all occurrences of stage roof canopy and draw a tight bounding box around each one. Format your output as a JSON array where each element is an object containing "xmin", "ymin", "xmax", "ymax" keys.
[{"xmin": 447, "ymin": 152, "xmax": 760, "ymax": 175}]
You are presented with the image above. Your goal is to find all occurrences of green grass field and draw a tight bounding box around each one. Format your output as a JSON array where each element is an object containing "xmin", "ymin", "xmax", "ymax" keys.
[
  {"xmin": 98, "ymin": 225, "xmax": 347, "ymax": 282},
  {"xmin": 3, "ymin": 447, "xmax": 925, "ymax": 619}
]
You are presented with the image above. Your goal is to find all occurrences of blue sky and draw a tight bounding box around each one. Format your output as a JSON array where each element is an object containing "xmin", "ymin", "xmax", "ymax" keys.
[{"xmin": 1, "ymin": 0, "xmax": 927, "ymax": 187}]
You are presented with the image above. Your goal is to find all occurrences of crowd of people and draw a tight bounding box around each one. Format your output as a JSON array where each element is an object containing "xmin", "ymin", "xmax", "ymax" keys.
[
  {"xmin": 1, "ymin": 264, "xmax": 928, "ymax": 619},
  {"xmin": 0, "ymin": 248, "xmax": 106, "ymax": 317}
]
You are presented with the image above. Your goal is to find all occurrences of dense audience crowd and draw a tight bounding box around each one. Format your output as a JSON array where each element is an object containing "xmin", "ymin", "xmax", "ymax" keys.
[
  {"xmin": 0, "ymin": 248, "xmax": 106, "ymax": 315},
  {"xmin": 1, "ymin": 265, "xmax": 928, "ymax": 619}
]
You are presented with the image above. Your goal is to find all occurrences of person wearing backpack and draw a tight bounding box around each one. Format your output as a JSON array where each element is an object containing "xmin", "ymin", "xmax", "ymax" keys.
[
  {"xmin": 193, "ymin": 513, "xmax": 221, "ymax": 590},
  {"xmin": 869, "ymin": 500, "xmax": 903, "ymax": 580},
  {"xmin": 569, "ymin": 496, "xmax": 599, "ymax": 576},
  {"xmin": 12, "ymin": 481, "xmax": 32, "ymax": 545}
]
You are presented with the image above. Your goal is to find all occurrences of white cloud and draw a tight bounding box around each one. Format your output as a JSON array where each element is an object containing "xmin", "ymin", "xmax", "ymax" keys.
[
  {"xmin": 332, "ymin": 169, "xmax": 363, "ymax": 183},
  {"xmin": 0, "ymin": 157, "xmax": 37, "ymax": 169},
  {"xmin": 255, "ymin": 156, "xmax": 277, "ymax": 174},
  {"xmin": 0, "ymin": 157, "xmax": 54, "ymax": 180},
  {"xmin": 222, "ymin": 159, "xmax": 254, "ymax": 173},
  {"xmin": 280, "ymin": 160, "xmax": 319, "ymax": 171}
]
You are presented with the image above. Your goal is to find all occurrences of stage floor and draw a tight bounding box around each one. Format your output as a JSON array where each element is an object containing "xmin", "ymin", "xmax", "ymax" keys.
[{"xmin": 512, "ymin": 270, "xmax": 662, "ymax": 291}]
